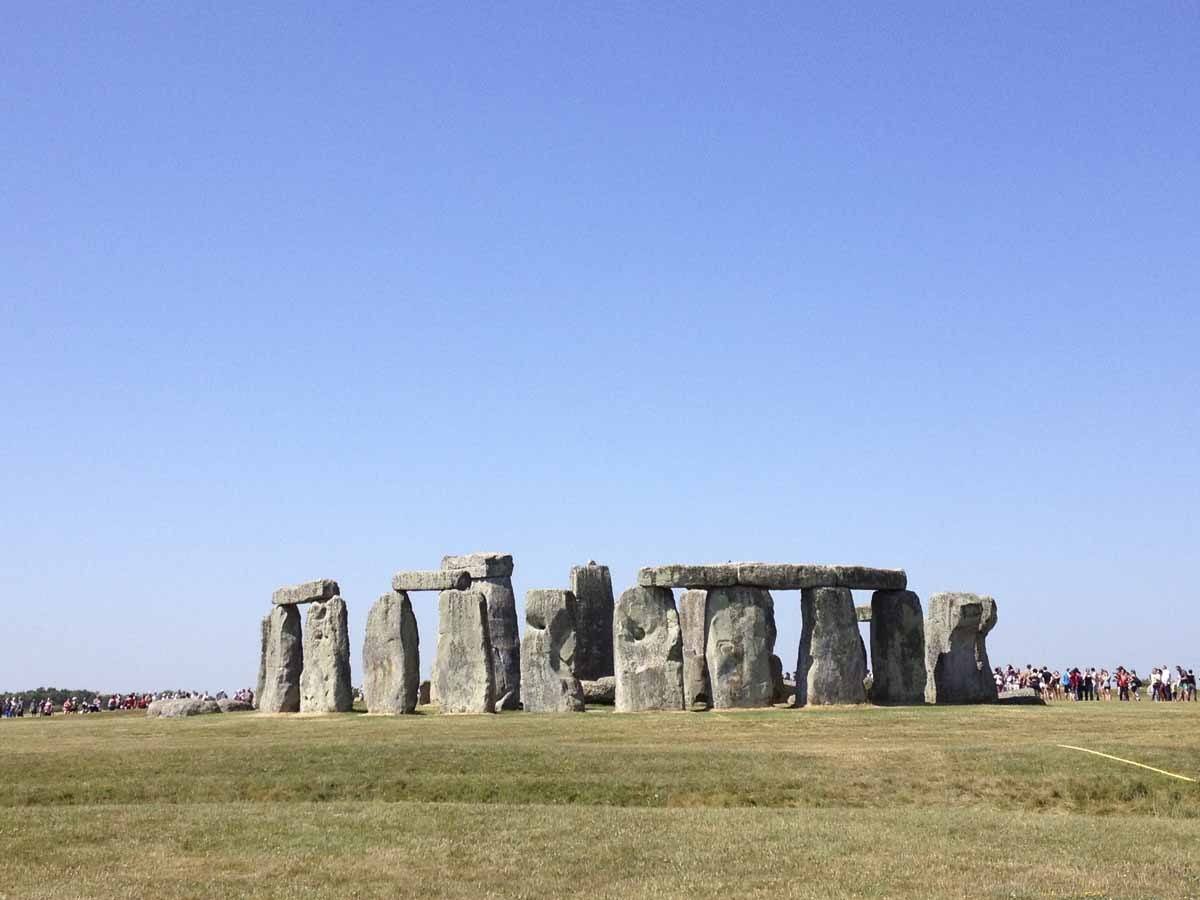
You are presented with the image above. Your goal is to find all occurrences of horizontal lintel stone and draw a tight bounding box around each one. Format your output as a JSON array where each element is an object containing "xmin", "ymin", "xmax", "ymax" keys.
[
  {"xmin": 440, "ymin": 552, "xmax": 514, "ymax": 579},
  {"xmin": 391, "ymin": 570, "xmax": 472, "ymax": 592},
  {"xmin": 272, "ymin": 578, "xmax": 340, "ymax": 606},
  {"xmin": 637, "ymin": 565, "xmax": 739, "ymax": 589}
]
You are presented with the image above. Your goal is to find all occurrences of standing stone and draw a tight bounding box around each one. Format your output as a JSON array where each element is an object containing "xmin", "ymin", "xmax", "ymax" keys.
[
  {"xmin": 520, "ymin": 589, "xmax": 585, "ymax": 713},
  {"xmin": 796, "ymin": 587, "xmax": 867, "ymax": 705},
  {"xmin": 362, "ymin": 591, "xmax": 420, "ymax": 714},
  {"xmin": 442, "ymin": 553, "xmax": 520, "ymax": 709},
  {"xmin": 678, "ymin": 589, "xmax": 711, "ymax": 709},
  {"xmin": 259, "ymin": 605, "xmax": 303, "ymax": 713},
  {"xmin": 569, "ymin": 562, "xmax": 615, "ymax": 680},
  {"xmin": 870, "ymin": 590, "xmax": 927, "ymax": 705},
  {"xmin": 255, "ymin": 614, "xmax": 269, "ymax": 709},
  {"xmin": 613, "ymin": 586, "xmax": 685, "ymax": 712},
  {"xmin": 300, "ymin": 596, "xmax": 352, "ymax": 713},
  {"xmin": 704, "ymin": 586, "xmax": 776, "ymax": 708},
  {"xmin": 433, "ymin": 589, "xmax": 495, "ymax": 714},
  {"xmin": 417, "ymin": 680, "xmax": 431, "ymax": 706},
  {"xmin": 924, "ymin": 592, "xmax": 998, "ymax": 704}
]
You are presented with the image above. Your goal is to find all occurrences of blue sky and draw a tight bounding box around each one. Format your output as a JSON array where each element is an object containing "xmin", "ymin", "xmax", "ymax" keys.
[{"xmin": 2, "ymin": 4, "xmax": 1197, "ymax": 691}]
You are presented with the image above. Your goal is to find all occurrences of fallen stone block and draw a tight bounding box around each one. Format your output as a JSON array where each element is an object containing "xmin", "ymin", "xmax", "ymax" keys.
[
  {"xmin": 216, "ymin": 698, "xmax": 253, "ymax": 713},
  {"xmin": 146, "ymin": 698, "xmax": 222, "ymax": 718},
  {"xmin": 581, "ymin": 676, "xmax": 616, "ymax": 705}
]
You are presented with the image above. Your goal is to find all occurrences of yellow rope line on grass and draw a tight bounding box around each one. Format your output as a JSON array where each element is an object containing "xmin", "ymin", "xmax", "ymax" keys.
[{"xmin": 1056, "ymin": 744, "xmax": 1197, "ymax": 783}]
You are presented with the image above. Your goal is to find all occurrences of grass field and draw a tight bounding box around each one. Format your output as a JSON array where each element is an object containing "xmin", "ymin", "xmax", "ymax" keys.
[{"xmin": 1, "ymin": 702, "xmax": 1197, "ymax": 899}]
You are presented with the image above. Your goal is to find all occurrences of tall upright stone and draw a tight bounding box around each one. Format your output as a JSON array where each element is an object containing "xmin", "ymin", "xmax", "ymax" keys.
[
  {"xmin": 924, "ymin": 592, "xmax": 998, "ymax": 704},
  {"xmin": 520, "ymin": 589, "xmax": 585, "ymax": 713},
  {"xmin": 569, "ymin": 562, "xmax": 615, "ymax": 680},
  {"xmin": 870, "ymin": 590, "xmax": 927, "ymax": 705},
  {"xmin": 678, "ymin": 589, "xmax": 711, "ymax": 709},
  {"xmin": 613, "ymin": 586, "xmax": 685, "ymax": 712},
  {"xmin": 255, "ymin": 614, "xmax": 269, "ymax": 709},
  {"xmin": 259, "ymin": 605, "xmax": 303, "ymax": 713},
  {"xmin": 796, "ymin": 587, "xmax": 867, "ymax": 705},
  {"xmin": 442, "ymin": 553, "xmax": 520, "ymax": 709},
  {"xmin": 362, "ymin": 591, "xmax": 420, "ymax": 714},
  {"xmin": 433, "ymin": 589, "xmax": 495, "ymax": 714},
  {"xmin": 300, "ymin": 596, "xmax": 352, "ymax": 713},
  {"xmin": 704, "ymin": 586, "xmax": 776, "ymax": 709}
]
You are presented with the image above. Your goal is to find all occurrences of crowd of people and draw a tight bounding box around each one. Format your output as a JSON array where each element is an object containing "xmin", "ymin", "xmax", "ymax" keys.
[
  {"xmin": 994, "ymin": 664, "xmax": 1197, "ymax": 701},
  {"xmin": 1, "ymin": 688, "xmax": 254, "ymax": 718}
]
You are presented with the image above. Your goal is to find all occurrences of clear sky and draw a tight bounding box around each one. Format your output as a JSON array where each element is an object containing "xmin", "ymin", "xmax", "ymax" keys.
[{"xmin": 2, "ymin": 5, "xmax": 1197, "ymax": 692}]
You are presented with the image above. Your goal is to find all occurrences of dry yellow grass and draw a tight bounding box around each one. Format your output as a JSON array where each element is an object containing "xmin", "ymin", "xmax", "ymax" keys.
[{"xmin": 1, "ymin": 702, "xmax": 1197, "ymax": 898}]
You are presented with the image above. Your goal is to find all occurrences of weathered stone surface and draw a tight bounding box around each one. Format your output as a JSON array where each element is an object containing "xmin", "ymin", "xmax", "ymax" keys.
[
  {"xmin": 391, "ymin": 570, "xmax": 471, "ymax": 592},
  {"xmin": 833, "ymin": 566, "xmax": 907, "ymax": 591},
  {"xmin": 272, "ymin": 578, "xmax": 340, "ymax": 606},
  {"xmin": 736, "ymin": 563, "xmax": 837, "ymax": 589},
  {"xmin": 520, "ymin": 589, "xmax": 585, "ymax": 713},
  {"xmin": 255, "ymin": 614, "xmax": 269, "ymax": 709},
  {"xmin": 259, "ymin": 605, "xmax": 303, "ymax": 713},
  {"xmin": 638, "ymin": 565, "xmax": 738, "ymax": 589},
  {"xmin": 362, "ymin": 591, "xmax": 420, "ymax": 714},
  {"xmin": 441, "ymin": 552, "xmax": 514, "ymax": 579},
  {"xmin": 639, "ymin": 563, "xmax": 906, "ymax": 591},
  {"xmin": 924, "ymin": 592, "xmax": 998, "ymax": 704},
  {"xmin": 581, "ymin": 676, "xmax": 616, "ymax": 705},
  {"xmin": 433, "ymin": 589, "xmax": 495, "ymax": 714},
  {"xmin": 417, "ymin": 680, "xmax": 431, "ymax": 705},
  {"xmin": 146, "ymin": 698, "xmax": 222, "ymax": 718},
  {"xmin": 613, "ymin": 586, "xmax": 685, "ymax": 712},
  {"xmin": 855, "ymin": 605, "xmax": 872, "ymax": 622},
  {"xmin": 704, "ymin": 586, "xmax": 776, "ymax": 708},
  {"xmin": 494, "ymin": 692, "xmax": 512, "ymax": 713},
  {"xmin": 770, "ymin": 654, "xmax": 788, "ymax": 704},
  {"xmin": 678, "ymin": 589, "xmax": 711, "ymax": 709},
  {"xmin": 216, "ymin": 698, "xmax": 253, "ymax": 713},
  {"xmin": 570, "ymin": 562, "xmax": 615, "ymax": 680},
  {"xmin": 998, "ymin": 688, "xmax": 1044, "ymax": 705},
  {"xmin": 300, "ymin": 596, "xmax": 352, "ymax": 713},
  {"xmin": 796, "ymin": 587, "xmax": 867, "ymax": 705},
  {"xmin": 443, "ymin": 553, "xmax": 520, "ymax": 708},
  {"xmin": 869, "ymin": 590, "xmax": 926, "ymax": 705}
]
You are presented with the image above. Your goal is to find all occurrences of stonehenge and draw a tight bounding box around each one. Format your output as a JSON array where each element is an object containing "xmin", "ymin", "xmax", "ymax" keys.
[
  {"xmin": 362, "ymin": 591, "xmax": 420, "ymax": 714},
  {"xmin": 613, "ymin": 586, "xmax": 685, "ymax": 712},
  {"xmin": 443, "ymin": 553, "xmax": 521, "ymax": 709},
  {"xmin": 520, "ymin": 589, "xmax": 585, "ymax": 713},
  {"xmin": 569, "ymin": 562, "xmax": 615, "ymax": 680},
  {"xmin": 433, "ymin": 589, "xmax": 496, "ymax": 714},
  {"xmin": 253, "ymin": 559, "xmax": 999, "ymax": 718},
  {"xmin": 869, "ymin": 590, "xmax": 927, "ymax": 705},
  {"xmin": 796, "ymin": 587, "xmax": 867, "ymax": 705},
  {"xmin": 300, "ymin": 596, "xmax": 353, "ymax": 712},
  {"xmin": 678, "ymin": 589, "xmax": 711, "ymax": 709},
  {"xmin": 258, "ymin": 604, "xmax": 303, "ymax": 713},
  {"xmin": 924, "ymin": 592, "xmax": 998, "ymax": 704},
  {"xmin": 704, "ymin": 586, "xmax": 777, "ymax": 708}
]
